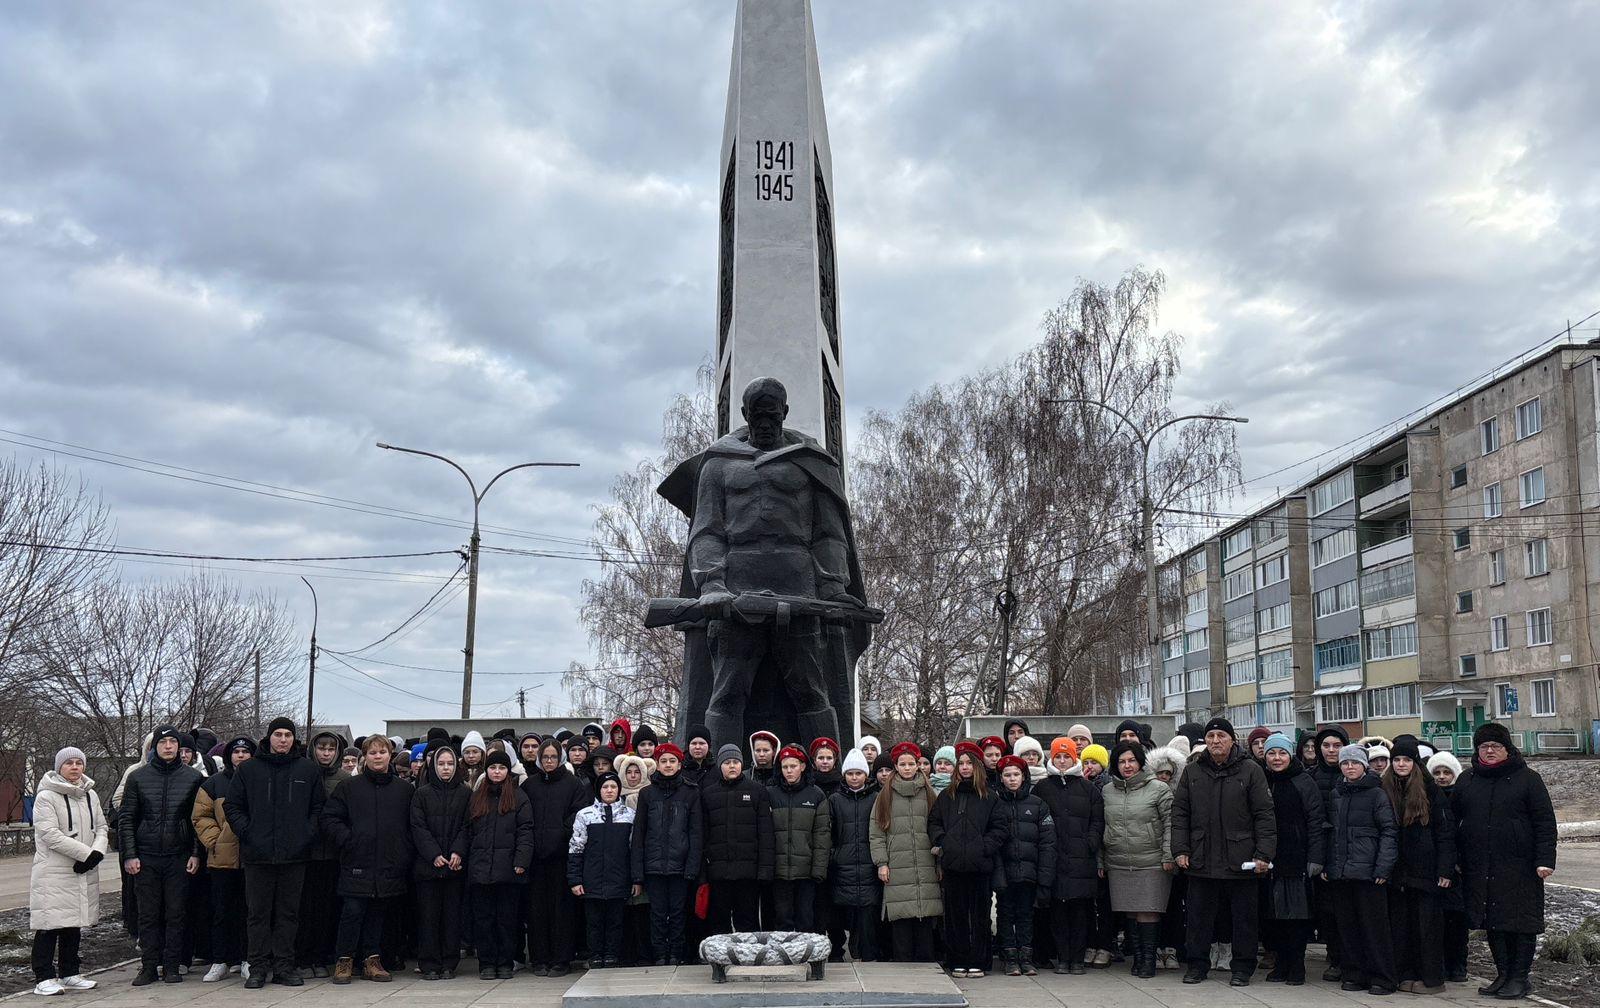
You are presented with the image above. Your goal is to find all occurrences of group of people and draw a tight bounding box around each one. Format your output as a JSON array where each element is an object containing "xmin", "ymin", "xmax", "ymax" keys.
[{"xmin": 27, "ymin": 713, "xmax": 1557, "ymax": 1000}]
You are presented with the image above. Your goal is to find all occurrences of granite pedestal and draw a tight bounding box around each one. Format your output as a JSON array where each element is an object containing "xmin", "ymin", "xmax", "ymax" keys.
[{"xmin": 560, "ymin": 961, "xmax": 967, "ymax": 1008}]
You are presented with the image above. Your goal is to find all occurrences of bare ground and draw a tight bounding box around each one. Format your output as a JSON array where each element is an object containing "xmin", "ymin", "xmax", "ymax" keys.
[{"xmin": 0, "ymin": 893, "xmax": 135, "ymax": 995}]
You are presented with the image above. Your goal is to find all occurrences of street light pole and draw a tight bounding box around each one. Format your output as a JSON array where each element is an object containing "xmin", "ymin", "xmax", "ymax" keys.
[
  {"xmin": 300, "ymin": 576, "xmax": 318, "ymax": 734},
  {"xmin": 1043, "ymin": 399, "xmax": 1248, "ymax": 659},
  {"xmin": 376, "ymin": 443, "xmax": 579, "ymax": 717}
]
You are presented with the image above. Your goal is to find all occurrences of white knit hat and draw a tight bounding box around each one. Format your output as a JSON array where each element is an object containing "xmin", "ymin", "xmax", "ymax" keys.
[
  {"xmin": 1013, "ymin": 736, "xmax": 1043, "ymax": 761},
  {"xmin": 1367, "ymin": 745, "xmax": 1391, "ymax": 761},
  {"xmin": 55, "ymin": 747, "xmax": 86, "ymax": 772},
  {"xmin": 857, "ymin": 735, "xmax": 881, "ymax": 754},
  {"xmin": 1428, "ymin": 751, "xmax": 1463, "ymax": 778},
  {"xmin": 842, "ymin": 748, "xmax": 869, "ymax": 775},
  {"xmin": 1164, "ymin": 736, "xmax": 1191, "ymax": 756}
]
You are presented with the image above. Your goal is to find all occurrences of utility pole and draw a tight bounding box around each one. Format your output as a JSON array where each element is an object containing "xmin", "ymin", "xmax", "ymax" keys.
[
  {"xmin": 301, "ymin": 577, "xmax": 318, "ymax": 734},
  {"xmin": 993, "ymin": 569, "xmax": 1016, "ymax": 713},
  {"xmin": 253, "ymin": 649, "xmax": 261, "ymax": 729},
  {"xmin": 377, "ymin": 443, "xmax": 579, "ymax": 718},
  {"xmin": 517, "ymin": 688, "xmax": 527, "ymax": 718},
  {"xmin": 1043, "ymin": 399, "xmax": 1248, "ymax": 663}
]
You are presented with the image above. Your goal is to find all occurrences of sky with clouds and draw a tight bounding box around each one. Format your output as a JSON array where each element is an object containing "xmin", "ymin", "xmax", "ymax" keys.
[{"xmin": 3, "ymin": 1, "xmax": 1597, "ymax": 735}]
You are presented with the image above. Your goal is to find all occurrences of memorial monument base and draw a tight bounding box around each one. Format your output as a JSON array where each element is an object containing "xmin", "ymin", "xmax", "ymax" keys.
[{"xmin": 560, "ymin": 961, "xmax": 966, "ymax": 1008}]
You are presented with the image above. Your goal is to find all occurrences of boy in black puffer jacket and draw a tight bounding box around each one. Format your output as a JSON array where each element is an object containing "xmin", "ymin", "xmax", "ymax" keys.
[
  {"xmin": 631, "ymin": 744, "xmax": 701, "ymax": 965},
  {"xmin": 700, "ymin": 746, "xmax": 774, "ymax": 933},
  {"xmin": 767, "ymin": 746, "xmax": 831, "ymax": 933},
  {"xmin": 1323, "ymin": 745, "xmax": 1398, "ymax": 996},
  {"xmin": 995, "ymin": 755, "xmax": 1055, "ymax": 977},
  {"xmin": 568, "ymin": 773, "xmax": 637, "ymax": 969}
]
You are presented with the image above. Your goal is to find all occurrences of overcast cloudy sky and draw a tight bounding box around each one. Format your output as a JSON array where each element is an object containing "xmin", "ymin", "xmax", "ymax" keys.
[{"xmin": 3, "ymin": 1, "xmax": 1597, "ymax": 735}]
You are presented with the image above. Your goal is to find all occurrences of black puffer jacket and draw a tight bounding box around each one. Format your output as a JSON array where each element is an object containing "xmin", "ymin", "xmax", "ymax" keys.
[
  {"xmin": 996, "ymin": 780, "xmax": 1055, "ymax": 889},
  {"xmin": 118, "ymin": 754, "xmax": 203, "ymax": 859},
  {"xmin": 227, "ymin": 746, "xmax": 325, "ymax": 864},
  {"xmin": 1326, "ymin": 771, "xmax": 1397, "ymax": 882},
  {"xmin": 306, "ymin": 732, "xmax": 349, "ymax": 861},
  {"xmin": 1310, "ymin": 725, "xmax": 1350, "ymax": 810},
  {"xmin": 827, "ymin": 784, "xmax": 880, "ymax": 908},
  {"xmin": 927, "ymin": 778, "xmax": 1009, "ymax": 875},
  {"xmin": 322, "ymin": 769, "xmax": 415, "ymax": 898},
  {"xmin": 1171, "ymin": 743, "xmax": 1277, "ymax": 879},
  {"xmin": 768, "ymin": 777, "xmax": 830, "ymax": 881},
  {"xmin": 521, "ymin": 765, "xmax": 590, "ymax": 861},
  {"xmin": 567, "ymin": 800, "xmax": 635, "ymax": 900},
  {"xmin": 1387, "ymin": 772, "xmax": 1458, "ymax": 891},
  {"xmin": 410, "ymin": 776, "xmax": 470, "ymax": 879},
  {"xmin": 1036, "ymin": 770, "xmax": 1103, "ymax": 900},
  {"xmin": 700, "ymin": 773, "xmax": 774, "ymax": 882},
  {"xmin": 465, "ymin": 784, "xmax": 534, "ymax": 885},
  {"xmin": 680, "ymin": 757, "xmax": 711, "ymax": 787},
  {"xmin": 631, "ymin": 771, "xmax": 702, "ymax": 879},
  {"xmin": 1454, "ymin": 753, "xmax": 1557, "ymax": 933}
]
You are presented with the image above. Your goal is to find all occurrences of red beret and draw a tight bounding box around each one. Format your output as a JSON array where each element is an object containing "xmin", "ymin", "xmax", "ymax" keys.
[
  {"xmin": 889, "ymin": 741, "xmax": 921, "ymax": 764},
  {"xmin": 809, "ymin": 737, "xmax": 840, "ymax": 757},
  {"xmin": 654, "ymin": 742, "xmax": 683, "ymax": 763},
  {"xmin": 777, "ymin": 745, "xmax": 808, "ymax": 765},
  {"xmin": 980, "ymin": 735, "xmax": 1006, "ymax": 752},
  {"xmin": 997, "ymin": 754, "xmax": 1028, "ymax": 775},
  {"xmin": 955, "ymin": 740, "xmax": 985, "ymax": 762}
]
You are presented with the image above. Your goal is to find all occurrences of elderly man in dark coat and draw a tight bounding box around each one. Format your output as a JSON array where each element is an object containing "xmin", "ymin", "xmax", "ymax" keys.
[{"xmin": 1171, "ymin": 717, "xmax": 1276, "ymax": 987}]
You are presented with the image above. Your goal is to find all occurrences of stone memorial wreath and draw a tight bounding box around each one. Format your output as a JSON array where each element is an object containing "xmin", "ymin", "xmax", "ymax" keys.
[{"xmin": 698, "ymin": 932, "xmax": 830, "ymax": 982}]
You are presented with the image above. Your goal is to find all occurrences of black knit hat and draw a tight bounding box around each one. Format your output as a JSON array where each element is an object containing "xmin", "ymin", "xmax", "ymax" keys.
[
  {"xmin": 1203, "ymin": 717, "xmax": 1236, "ymax": 739},
  {"xmin": 1111, "ymin": 739, "xmax": 1147, "ymax": 775},
  {"xmin": 633, "ymin": 724, "xmax": 658, "ymax": 747},
  {"xmin": 427, "ymin": 727, "xmax": 450, "ymax": 743},
  {"xmin": 1003, "ymin": 718, "xmax": 1030, "ymax": 738},
  {"xmin": 1390, "ymin": 736, "xmax": 1422, "ymax": 762},
  {"xmin": 153, "ymin": 724, "xmax": 180, "ymax": 744},
  {"xmin": 595, "ymin": 771, "xmax": 621, "ymax": 796},
  {"xmin": 267, "ymin": 716, "xmax": 297, "ymax": 738},
  {"xmin": 1177, "ymin": 722, "xmax": 1205, "ymax": 746},
  {"xmin": 227, "ymin": 736, "xmax": 256, "ymax": 755},
  {"xmin": 177, "ymin": 733, "xmax": 196, "ymax": 751},
  {"xmin": 566, "ymin": 737, "xmax": 588, "ymax": 753},
  {"xmin": 1473, "ymin": 722, "xmax": 1514, "ymax": 750},
  {"xmin": 486, "ymin": 749, "xmax": 512, "ymax": 770},
  {"xmin": 687, "ymin": 724, "xmax": 712, "ymax": 746},
  {"xmin": 871, "ymin": 753, "xmax": 895, "ymax": 775},
  {"xmin": 555, "ymin": 728, "xmax": 573, "ymax": 744}
]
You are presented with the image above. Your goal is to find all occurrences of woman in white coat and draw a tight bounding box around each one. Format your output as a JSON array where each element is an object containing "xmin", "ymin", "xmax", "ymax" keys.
[{"xmin": 31, "ymin": 747, "xmax": 110, "ymax": 996}]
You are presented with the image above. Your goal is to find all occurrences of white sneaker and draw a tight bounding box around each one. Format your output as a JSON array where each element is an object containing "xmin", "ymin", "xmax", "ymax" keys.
[
  {"xmin": 59, "ymin": 976, "xmax": 96, "ymax": 991},
  {"xmin": 32, "ymin": 980, "xmax": 64, "ymax": 996},
  {"xmin": 203, "ymin": 964, "xmax": 229, "ymax": 983},
  {"xmin": 238, "ymin": 963, "xmax": 250, "ymax": 980}
]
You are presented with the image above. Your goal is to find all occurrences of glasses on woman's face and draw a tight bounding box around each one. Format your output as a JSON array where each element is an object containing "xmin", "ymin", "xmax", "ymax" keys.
[{"xmin": 1478, "ymin": 742, "xmax": 1507, "ymax": 754}]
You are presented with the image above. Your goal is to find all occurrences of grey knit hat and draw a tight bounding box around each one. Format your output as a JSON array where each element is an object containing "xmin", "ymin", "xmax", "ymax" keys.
[
  {"xmin": 716, "ymin": 743, "xmax": 744, "ymax": 766},
  {"xmin": 1338, "ymin": 744, "xmax": 1369, "ymax": 767},
  {"xmin": 54, "ymin": 747, "xmax": 86, "ymax": 772}
]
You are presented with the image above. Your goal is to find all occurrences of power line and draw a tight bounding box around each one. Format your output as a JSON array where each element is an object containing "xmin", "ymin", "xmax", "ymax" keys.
[
  {"xmin": 331, "ymin": 558, "xmax": 469, "ymax": 656},
  {"xmin": 0, "ymin": 538, "xmax": 461, "ymax": 563}
]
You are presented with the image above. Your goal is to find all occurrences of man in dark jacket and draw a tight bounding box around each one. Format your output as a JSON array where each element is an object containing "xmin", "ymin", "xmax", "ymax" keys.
[
  {"xmin": 296, "ymin": 729, "xmax": 347, "ymax": 976},
  {"xmin": 1453, "ymin": 723, "xmax": 1557, "ymax": 1000},
  {"xmin": 1172, "ymin": 718, "xmax": 1276, "ymax": 986},
  {"xmin": 226, "ymin": 717, "xmax": 325, "ymax": 988},
  {"xmin": 120, "ymin": 725, "xmax": 203, "ymax": 986},
  {"xmin": 631, "ymin": 743, "xmax": 702, "ymax": 965},
  {"xmin": 321, "ymin": 737, "xmax": 414, "ymax": 984},
  {"xmin": 700, "ymin": 744, "xmax": 775, "ymax": 933},
  {"xmin": 522, "ymin": 740, "xmax": 589, "ymax": 976}
]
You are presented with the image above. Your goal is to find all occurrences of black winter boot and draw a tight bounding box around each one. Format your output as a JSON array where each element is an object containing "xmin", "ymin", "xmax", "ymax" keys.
[
  {"xmin": 1019, "ymin": 947, "xmax": 1037, "ymax": 976},
  {"xmin": 1004, "ymin": 949, "xmax": 1021, "ymax": 977},
  {"xmin": 1496, "ymin": 934, "xmax": 1537, "ymax": 1000},
  {"xmin": 1479, "ymin": 931, "xmax": 1510, "ymax": 996}
]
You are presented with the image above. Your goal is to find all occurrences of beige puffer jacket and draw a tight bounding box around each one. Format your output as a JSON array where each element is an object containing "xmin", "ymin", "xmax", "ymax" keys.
[
  {"xmin": 31, "ymin": 771, "xmax": 109, "ymax": 930},
  {"xmin": 868, "ymin": 774, "xmax": 942, "ymax": 922}
]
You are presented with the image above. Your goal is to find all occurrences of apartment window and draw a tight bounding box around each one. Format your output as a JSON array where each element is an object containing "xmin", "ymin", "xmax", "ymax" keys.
[
  {"xmin": 1185, "ymin": 590, "xmax": 1207, "ymax": 615},
  {"xmin": 1360, "ymin": 560, "xmax": 1415, "ymax": 607},
  {"xmin": 1259, "ymin": 698, "xmax": 1294, "ymax": 725},
  {"xmin": 1255, "ymin": 555, "xmax": 1288, "ymax": 589},
  {"xmin": 1227, "ymin": 658, "xmax": 1256, "ymax": 686},
  {"xmin": 1315, "ymin": 636, "xmax": 1360, "ymax": 674},
  {"xmin": 1489, "ymin": 550, "xmax": 1506, "ymax": 585},
  {"xmin": 1163, "ymin": 671, "xmax": 1184, "ymax": 700},
  {"xmin": 1456, "ymin": 591, "xmax": 1474, "ymax": 614},
  {"xmin": 1184, "ymin": 629, "xmax": 1208, "ymax": 653},
  {"xmin": 1161, "ymin": 637, "xmax": 1181, "ymax": 662},
  {"xmin": 1312, "ymin": 527, "xmax": 1356, "ymax": 567},
  {"xmin": 1224, "ymin": 704, "xmax": 1254, "ymax": 727},
  {"xmin": 1490, "ymin": 614, "xmax": 1509, "ymax": 651},
  {"xmin": 1364, "ymin": 683, "xmax": 1418, "ymax": 719},
  {"xmin": 1520, "ymin": 467, "xmax": 1546, "ymax": 507},
  {"xmin": 1256, "ymin": 601, "xmax": 1292, "ymax": 634},
  {"xmin": 1254, "ymin": 510, "xmax": 1289, "ymax": 545},
  {"xmin": 1495, "ymin": 683, "xmax": 1515, "ymax": 717},
  {"xmin": 1453, "ymin": 527, "xmax": 1471, "ymax": 551},
  {"xmin": 1310, "ymin": 471, "xmax": 1354, "ymax": 516},
  {"xmin": 1450, "ymin": 465, "xmax": 1468, "ymax": 489},
  {"xmin": 1526, "ymin": 608, "xmax": 1553, "ymax": 646},
  {"xmin": 1483, "ymin": 483, "xmax": 1502, "ymax": 518},
  {"xmin": 1364, "ymin": 622, "xmax": 1419, "ymax": 660},
  {"xmin": 1259, "ymin": 647, "xmax": 1293, "ymax": 684},
  {"xmin": 1515, "ymin": 397, "xmax": 1542, "ymax": 440},
  {"xmin": 1225, "ymin": 613, "xmax": 1254, "ymax": 645},
  {"xmin": 1186, "ymin": 667, "xmax": 1208, "ymax": 691},
  {"xmin": 1314, "ymin": 580, "xmax": 1358, "ymax": 618},
  {"xmin": 1181, "ymin": 551, "xmax": 1206, "ymax": 578},
  {"xmin": 1531, "ymin": 678, "xmax": 1556, "ymax": 717},
  {"xmin": 1221, "ymin": 527, "xmax": 1252, "ymax": 560},
  {"xmin": 1223, "ymin": 569, "xmax": 1252, "ymax": 602},
  {"xmin": 1524, "ymin": 538, "xmax": 1549, "ymax": 577},
  {"xmin": 1319, "ymin": 692, "xmax": 1360, "ymax": 722},
  {"xmin": 1459, "ymin": 654, "xmax": 1477, "ymax": 678},
  {"xmin": 1481, "ymin": 417, "xmax": 1501, "ymax": 454}
]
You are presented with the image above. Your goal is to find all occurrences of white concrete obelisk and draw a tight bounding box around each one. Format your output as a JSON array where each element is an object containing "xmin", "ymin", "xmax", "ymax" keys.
[{"xmin": 714, "ymin": 0, "xmax": 844, "ymax": 465}]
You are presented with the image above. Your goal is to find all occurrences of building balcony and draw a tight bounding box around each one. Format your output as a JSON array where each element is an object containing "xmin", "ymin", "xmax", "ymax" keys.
[
  {"xmin": 1360, "ymin": 534, "xmax": 1413, "ymax": 569},
  {"xmin": 1360, "ymin": 475, "xmax": 1411, "ymax": 518}
]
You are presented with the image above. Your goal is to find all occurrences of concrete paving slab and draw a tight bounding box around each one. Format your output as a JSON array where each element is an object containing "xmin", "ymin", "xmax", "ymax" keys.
[{"xmin": 563, "ymin": 962, "xmax": 964, "ymax": 1008}]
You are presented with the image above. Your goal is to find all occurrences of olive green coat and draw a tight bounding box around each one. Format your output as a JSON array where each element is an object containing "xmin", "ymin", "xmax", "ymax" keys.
[
  {"xmin": 868, "ymin": 774, "xmax": 942, "ymax": 922},
  {"xmin": 1101, "ymin": 768, "xmax": 1172, "ymax": 870}
]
